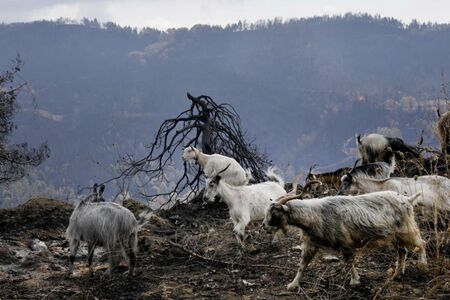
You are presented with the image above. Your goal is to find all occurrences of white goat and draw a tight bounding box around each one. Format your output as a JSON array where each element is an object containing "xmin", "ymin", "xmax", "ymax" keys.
[
  {"xmin": 66, "ymin": 187, "xmax": 138, "ymax": 276},
  {"xmin": 339, "ymin": 174, "xmax": 450, "ymax": 214},
  {"xmin": 182, "ymin": 146, "xmax": 251, "ymax": 185},
  {"xmin": 203, "ymin": 165, "xmax": 286, "ymax": 247},
  {"xmin": 263, "ymin": 191, "xmax": 427, "ymax": 290}
]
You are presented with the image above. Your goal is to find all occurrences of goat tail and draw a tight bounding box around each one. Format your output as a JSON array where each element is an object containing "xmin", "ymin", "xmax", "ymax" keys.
[
  {"xmin": 244, "ymin": 169, "xmax": 253, "ymax": 184},
  {"xmin": 406, "ymin": 192, "xmax": 422, "ymax": 206},
  {"xmin": 388, "ymin": 155, "xmax": 396, "ymax": 176},
  {"xmin": 265, "ymin": 167, "xmax": 285, "ymax": 187}
]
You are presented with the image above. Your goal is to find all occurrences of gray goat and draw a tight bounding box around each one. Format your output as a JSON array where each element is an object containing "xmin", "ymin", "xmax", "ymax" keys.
[
  {"xmin": 263, "ymin": 191, "xmax": 427, "ymax": 290},
  {"xmin": 66, "ymin": 184, "xmax": 138, "ymax": 276}
]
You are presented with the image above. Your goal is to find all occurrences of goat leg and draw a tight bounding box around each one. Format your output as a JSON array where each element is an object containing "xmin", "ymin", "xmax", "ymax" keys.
[
  {"xmin": 233, "ymin": 222, "xmax": 247, "ymax": 248},
  {"xmin": 287, "ymin": 242, "xmax": 317, "ymax": 291},
  {"xmin": 87, "ymin": 242, "xmax": 96, "ymax": 276},
  {"xmin": 343, "ymin": 250, "xmax": 360, "ymax": 286},
  {"xmin": 393, "ymin": 247, "xmax": 407, "ymax": 279},
  {"xmin": 67, "ymin": 238, "xmax": 80, "ymax": 276}
]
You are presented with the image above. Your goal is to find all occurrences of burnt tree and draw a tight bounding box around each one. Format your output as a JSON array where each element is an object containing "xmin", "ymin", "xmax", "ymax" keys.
[
  {"xmin": 0, "ymin": 56, "xmax": 49, "ymax": 183},
  {"xmin": 118, "ymin": 93, "xmax": 268, "ymax": 205}
]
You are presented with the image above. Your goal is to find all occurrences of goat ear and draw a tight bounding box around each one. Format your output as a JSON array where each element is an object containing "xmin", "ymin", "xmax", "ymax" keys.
[
  {"xmin": 215, "ymin": 175, "xmax": 222, "ymax": 182},
  {"xmin": 375, "ymin": 167, "xmax": 382, "ymax": 175},
  {"xmin": 93, "ymin": 183, "xmax": 98, "ymax": 194},
  {"xmin": 346, "ymin": 173, "xmax": 353, "ymax": 181},
  {"xmin": 355, "ymin": 133, "xmax": 362, "ymax": 145},
  {"xmin": 98, "ymin": 184, "xmax": 105, "ymax": 196},
  {"xmin": 282, "ymin": 205, "xmax": 289, "ymax": 213}
]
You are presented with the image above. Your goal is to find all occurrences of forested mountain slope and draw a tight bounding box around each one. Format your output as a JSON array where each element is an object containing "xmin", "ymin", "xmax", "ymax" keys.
[{"xmin": 0, "ymin": 14, "xmax": 449, "ymax": 203}]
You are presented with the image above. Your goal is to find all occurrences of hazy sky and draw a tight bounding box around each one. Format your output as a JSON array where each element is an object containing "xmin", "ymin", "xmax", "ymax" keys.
[{"xmin": 0, "ymin": 0, "xmax": 449, "ymax": 29}]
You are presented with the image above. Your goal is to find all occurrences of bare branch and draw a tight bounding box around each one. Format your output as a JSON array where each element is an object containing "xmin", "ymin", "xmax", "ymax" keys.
[{"xmin": 114, "ymin": 93, "xmax": 269, "ymax": 205}]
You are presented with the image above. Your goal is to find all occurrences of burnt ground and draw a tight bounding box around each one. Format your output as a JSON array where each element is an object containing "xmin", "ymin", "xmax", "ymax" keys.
[{"xmin": 0, "ymin": 197, "xmax": 449, "ymax": 300}]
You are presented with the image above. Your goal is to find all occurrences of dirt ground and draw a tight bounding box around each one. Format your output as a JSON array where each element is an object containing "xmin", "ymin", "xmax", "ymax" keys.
[{"xmin": 0, "ymin": 196, "xmax": 449, "ymax": 300}]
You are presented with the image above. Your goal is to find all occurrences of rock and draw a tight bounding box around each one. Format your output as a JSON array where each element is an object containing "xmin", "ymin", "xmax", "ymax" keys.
[
  {"xmin": 37, "ymin": 264, "xmax": 50, "ymax": 273},
  {"xmin": 15, "ymin": 249, "xmax": 30, "ymax": 261},
  {"xmin": 322, "ymin": 254, "xmax": 339, "ymax": 262},
  {"xmin": 205, "ymin": 247, "xmax": 215, "ymax": 253},
  {"xmin": 30, "ymin": 239, "xmax": 48, "ymax": 252},
  {"xmin": 242, "ymin": 279, "xmax": 256, "ymax": 287},
  {"xmin": 291, "ymin": 245, "xmax": 302, "ymax": 251}
]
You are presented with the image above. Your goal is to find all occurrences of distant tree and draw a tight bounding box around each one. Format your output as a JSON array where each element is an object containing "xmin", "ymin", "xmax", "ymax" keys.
[
  {"xmin": 0, "ymin": 56, "xmax": 49, "ymax": 184},
  {"xmin": 116, "ymin": 93, "xmax": 268, "ymax": 205}
]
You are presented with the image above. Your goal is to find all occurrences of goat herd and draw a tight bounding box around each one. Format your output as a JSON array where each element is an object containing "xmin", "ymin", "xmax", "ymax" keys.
[{"xmin": 65, "ymin": 113, "xmax": 450, "ymax": 292}]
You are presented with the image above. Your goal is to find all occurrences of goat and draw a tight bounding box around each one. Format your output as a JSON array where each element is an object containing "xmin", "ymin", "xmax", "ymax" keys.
[
  {"xmin": 339, "ymin": 173, "xmax": 450, "ymax": 213},
  {"xmin": 305, "ymin": 157, "xmax": 394, "ymax": 192},
  {"xmin": 263, "ymin": 191, "xmax": 427, "ymax": 290},
  {"xmin": 203, "ymin": 165, "xmax": 286, "ymax": 247},
  {"xmin": 66, "ymin": 186, "xmax": 138, "ymax": 277},
  {"xmin": 356, "ymin": 133, "xmax": 420, "ymax": 164},
  {"xmin": 306, "ymin": 165, "xmax": 351, "ymax": 190},
  {"xmin": 182, "ymin": 146, "xmax": 251, "ymax": 185},
  {"xmin": 437, "ymin": 109, "xmax": 450, "ymax": 155}
]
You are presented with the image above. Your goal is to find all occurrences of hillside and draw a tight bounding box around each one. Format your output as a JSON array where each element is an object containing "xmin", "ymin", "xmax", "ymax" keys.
[
  {"xmin": 0, "ymin": 196, "xmax": 449, "ymax": 299},
  {"xmin": 1, "ymin": 15, "xmax": 450, "ymax": 204}
]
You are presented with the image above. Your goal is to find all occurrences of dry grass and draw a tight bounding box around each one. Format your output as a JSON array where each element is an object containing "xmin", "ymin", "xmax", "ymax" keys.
[{"xmin": 0, "ymin": 195, "xmax": 449, "ymax": 299}]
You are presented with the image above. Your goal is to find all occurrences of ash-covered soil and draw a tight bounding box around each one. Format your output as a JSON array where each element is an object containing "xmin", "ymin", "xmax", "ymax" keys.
[{"xmin": 0, "ymin": 197, "xmax": 449, "ymax": 300}]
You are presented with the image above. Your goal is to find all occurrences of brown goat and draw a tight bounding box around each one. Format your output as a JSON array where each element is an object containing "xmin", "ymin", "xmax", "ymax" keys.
[{"xmin": 306, "ymin": 165, "xmax": 351, "ymax": 190}]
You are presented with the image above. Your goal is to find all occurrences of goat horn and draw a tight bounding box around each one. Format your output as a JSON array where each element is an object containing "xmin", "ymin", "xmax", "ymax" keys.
[
  {"xmin": 349, "ymin": 159, "xmax": 360, "ymax": 173},
  {"xmin": 276, "ymin": 180, "xmax": 322, "ymax": 205},
  {"xmin": 303, "ymin": 180, "xmax": 322, "ymax": 192},
  {"xmin": 307, "ymin": 164, "xmax": 317, "ymax": 176},
  {"xmin": 277, "ymin": 194, "xmax": 302, "ymax": 205}
]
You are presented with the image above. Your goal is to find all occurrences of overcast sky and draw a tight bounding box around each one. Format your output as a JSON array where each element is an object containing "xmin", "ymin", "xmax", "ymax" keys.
[{"xmin": 0, "ymin": 0, "xmax": 449, "ymax": 30}]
